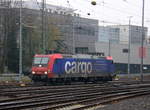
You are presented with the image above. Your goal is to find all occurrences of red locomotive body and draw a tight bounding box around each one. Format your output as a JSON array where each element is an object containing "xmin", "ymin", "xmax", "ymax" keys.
[{"xmin": 32, "ymin": 54, "xmax": 63, "ymax": 78}]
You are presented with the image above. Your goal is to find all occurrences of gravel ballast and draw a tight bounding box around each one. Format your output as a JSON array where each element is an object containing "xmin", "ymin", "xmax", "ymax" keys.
[{"xmin": 97, "ymin": 95, "xmax": 150, "ymax": 110}]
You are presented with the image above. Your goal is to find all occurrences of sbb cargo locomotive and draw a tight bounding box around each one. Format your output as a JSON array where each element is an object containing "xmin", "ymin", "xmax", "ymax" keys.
[{"xmin": 31, "ymin": 54, "xmax": 115, "ymax": 83}]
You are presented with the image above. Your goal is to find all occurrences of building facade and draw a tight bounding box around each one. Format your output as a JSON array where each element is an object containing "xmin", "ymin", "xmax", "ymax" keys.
[
  {"xmin": 15, "ymin": 0, "xmax": 99, "ymax": 54},
  {"xmin": 98, "ymin": 25, "xmax": 148, "ymax": 44},
  {"xmin": 98, "ymin": 26, "xmax": 120, "ymax": 43},
  {"xmin": 111, "ymin": 25, "xmax": 148, "ymax": 44}
]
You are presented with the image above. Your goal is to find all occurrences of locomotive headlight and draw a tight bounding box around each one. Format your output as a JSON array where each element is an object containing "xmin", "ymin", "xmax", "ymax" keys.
[
  {"xmin": 44, "ymin": 71, "xmax": 48, "ymax": 74},
  {"xmin": 32, "ymin": 71, "xmax": 35, "ymax": 74}
]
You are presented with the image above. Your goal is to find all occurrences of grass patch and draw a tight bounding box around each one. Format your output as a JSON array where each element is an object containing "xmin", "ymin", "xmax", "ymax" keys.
[
  {"xmin": 0, "ymin": 75, "xmax": 32, "ymax": 84},
  {"xmin": 20, "ymin": 76, "xmax": 32, "ymax": 83}
]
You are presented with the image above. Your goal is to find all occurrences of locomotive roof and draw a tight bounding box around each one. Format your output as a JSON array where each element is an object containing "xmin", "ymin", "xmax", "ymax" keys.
[
  {"xmin": 62, "ymin": 54, "xmax": 106, "ymax": 59},
  {"xmin": 34, "ymin": 54, "xmax": 111, "ymax": 59}
]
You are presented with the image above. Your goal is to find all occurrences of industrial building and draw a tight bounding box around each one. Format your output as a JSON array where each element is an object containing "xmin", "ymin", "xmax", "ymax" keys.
[
  {"xmin": 95, "ymin": 42, "xmax": 150, "ymax": 73},
  {"xmin": 15, "ymin": 0, "xmax": 99, "ymax": 54},
  {"xmin": 97, "ymin": 25, "xmax": 149, "ymax": 73}
]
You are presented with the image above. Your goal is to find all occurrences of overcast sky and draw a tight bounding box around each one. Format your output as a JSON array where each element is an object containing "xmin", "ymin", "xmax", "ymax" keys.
[{"xmin": 29, "ymin": 0, "xmax": 150, "ymax": 34}]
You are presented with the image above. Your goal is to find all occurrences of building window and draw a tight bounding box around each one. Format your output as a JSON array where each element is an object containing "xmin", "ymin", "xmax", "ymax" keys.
[
  {"xmin": 75, "ymin": 47, "xmax": 88, "ymax": 54},
  {"xmin": 122, "ymin": 49, "xmax": 128, "ymax": 53},
  {"xmin": 88, "ymin": 52, "xmax": 105, "ymax": 57},
  {"xmin": 75, "ymin": 26, "xmax": 95, "ymax": 36}
]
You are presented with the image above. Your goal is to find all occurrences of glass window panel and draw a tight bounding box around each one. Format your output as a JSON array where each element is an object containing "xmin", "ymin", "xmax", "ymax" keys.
[
  {"xmin": 41, "ymin": 57, "xmax": 49, "ymax": 64},
  {"xmin": 33, "ymin": 57, "xmax": 49, "ymax": 65},
  {"xmin": 34, "ymin": 57, "xmax": 42, "ymax": 64}
]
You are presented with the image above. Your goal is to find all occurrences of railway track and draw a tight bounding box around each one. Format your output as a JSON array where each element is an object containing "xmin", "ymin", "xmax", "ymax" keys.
[
  {"xmin": 0, "ymin": 81, "xmax": 150, "ymax": 110},
  {"xmin": 0, "ymin": 80, "xmax": 148, "ymax": 91},
  {"xmin": 0, "ymin": 80, "xmax": 148, "ymax": 93}
]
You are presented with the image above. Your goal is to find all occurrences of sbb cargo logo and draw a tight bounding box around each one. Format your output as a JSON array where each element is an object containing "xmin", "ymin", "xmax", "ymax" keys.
[{"xmin": 65, "ymin": 61, "xmax": 92, "ymax": 74}]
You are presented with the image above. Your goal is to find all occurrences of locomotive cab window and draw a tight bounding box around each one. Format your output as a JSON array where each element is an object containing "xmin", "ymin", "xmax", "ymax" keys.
[
  {"xmin": 33, "ymin": 57, "xmax": 49, "ymax": 66},
  {"xmin": 41, "ymin": 57, "xmax": 49, "ymax": 64},
  {"xmin": 34, "ymin": 57, "xmax": 42, "ymax": 64}
]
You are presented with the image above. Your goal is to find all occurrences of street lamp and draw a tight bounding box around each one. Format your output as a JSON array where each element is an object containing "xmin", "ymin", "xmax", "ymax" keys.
[
  {"xmin": 128, "ymin": 16, "xmax": 133, "ymax": 77},
  {"xmin": 91, "ymin": 1, "xmax": 96, "ymax": 5}
]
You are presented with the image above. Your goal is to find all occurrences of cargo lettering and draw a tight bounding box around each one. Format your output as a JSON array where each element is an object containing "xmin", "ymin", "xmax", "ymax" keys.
[{"xmin": 65, "ymin": 61, "xmax": 92, "ymax": 74}]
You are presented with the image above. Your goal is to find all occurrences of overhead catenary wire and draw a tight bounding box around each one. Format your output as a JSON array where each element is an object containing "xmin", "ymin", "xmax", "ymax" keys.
[
  {"xmin": 18, "ymin": 0, "xmax": 150, "ymax": 23},
  {"xmin": 69, "ymin": 0, "xmax": 150, "ymax": 23},
  {"xmin": 27, "ymin": 0, "xmax": 150, "ymax": 27}
]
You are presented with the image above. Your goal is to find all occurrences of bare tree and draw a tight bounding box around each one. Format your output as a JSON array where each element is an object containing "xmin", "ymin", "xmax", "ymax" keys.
[{"xmin": 0, "ymin": 0, "xmax": 19, "ymax": 73}]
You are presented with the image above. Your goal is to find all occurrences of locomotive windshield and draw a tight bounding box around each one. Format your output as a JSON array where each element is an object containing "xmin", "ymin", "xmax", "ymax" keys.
[{"xmin": 33, "ymin": 57, "xmax": 49, "ymax": 66}]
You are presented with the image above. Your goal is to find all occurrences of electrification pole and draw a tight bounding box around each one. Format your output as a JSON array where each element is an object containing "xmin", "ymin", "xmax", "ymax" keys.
[
  {"xmin": 67, "ymin": 9, "xmax": 77, "ymax": 54},
  {"xmin": 108, "ymin": 39, "xmax": 111, "ymax": 56},
  {"xmin": 128, "ymin": 16, "xmax": 132, "ymax": 77},
  {"xmin": 72, "ymin": 19, "xmax": 75, "ymax": 54},
  {"xmin": 42, "ymin": 0, "xmax": 46, "ymax": 53},
  {"xmin": 140, "ymin": 0, "xmax": 145, "ymax": 82},
  {"xmin": 19, "ymin": 0, "xmax": 22, "ymax": 80}
]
